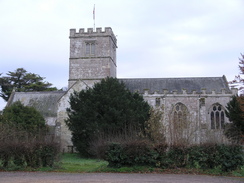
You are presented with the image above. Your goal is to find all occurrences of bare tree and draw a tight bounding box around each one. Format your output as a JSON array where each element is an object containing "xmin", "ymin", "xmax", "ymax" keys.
[
  {"xmin": 229, "ymin": 53, "xmax": 244, "ymax": 95},
  {"xmin": 168, "ymin": 103, "xmax": 196, "ymax": 146}
]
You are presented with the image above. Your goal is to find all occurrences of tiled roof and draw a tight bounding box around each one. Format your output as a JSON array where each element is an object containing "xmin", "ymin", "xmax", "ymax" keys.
[
  {"xmin": 8, "ymin": 91, "xmax": 65, "ymax": 117},
  {"xmin": 119, "ymin": 76, "xmax": 231, "ymax": 94}
]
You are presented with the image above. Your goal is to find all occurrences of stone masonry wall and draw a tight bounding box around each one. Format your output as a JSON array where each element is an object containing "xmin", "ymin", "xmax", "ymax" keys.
[{"xmin": 143, "ymin": 88, "xmax": 237, "ymax": 145}]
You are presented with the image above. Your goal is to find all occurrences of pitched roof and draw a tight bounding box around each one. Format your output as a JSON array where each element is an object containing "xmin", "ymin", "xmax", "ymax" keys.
[
  {"xmin": 7, "ymin": 91, "xmax": 65, "ymax": 117},
  {"xmin": 119, "ymin": 76, "xmax": 231, "ymax": 94}
]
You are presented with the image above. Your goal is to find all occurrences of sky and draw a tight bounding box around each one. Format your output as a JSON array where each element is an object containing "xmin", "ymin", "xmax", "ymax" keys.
[{"xmin": 0, "ymin": 0, "xmax": 244, "ymax": 110}]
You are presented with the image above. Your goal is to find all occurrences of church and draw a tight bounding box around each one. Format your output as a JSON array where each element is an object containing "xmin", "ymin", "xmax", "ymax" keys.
[{"xmin": 7, "ymin": 27, "xmax": 237, "ymax": 151}]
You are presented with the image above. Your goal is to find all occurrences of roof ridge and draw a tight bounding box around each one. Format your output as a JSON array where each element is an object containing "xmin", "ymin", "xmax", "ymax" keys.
[{"xmin": 118, "ymin": 76, "xmax": 223, "ymax": 80}]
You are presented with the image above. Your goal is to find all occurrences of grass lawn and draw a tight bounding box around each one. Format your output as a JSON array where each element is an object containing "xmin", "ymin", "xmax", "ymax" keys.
[
  {"xmin": 53, "ymin": 153, "xmax": 164, "ymax": 173},
  {"xmin": 54, "ymin": 153, "xmax": 108, "ymax": 172}
]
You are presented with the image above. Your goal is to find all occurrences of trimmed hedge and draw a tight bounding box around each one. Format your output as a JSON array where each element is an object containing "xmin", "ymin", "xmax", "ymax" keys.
[
  {"xmin": 0, "ymin": 121, "xmax": 60, "ymax": 170},
  {"xmin": 0, "ymin": 129, "xmax": 60, "ymax": 171},
  {"xmin": 0, "ymin": 139, "xmax": 59, "ymax": 170},
  {"xmin": 105, "ymin": 141, "xmax": 244, "ymax": 171}
]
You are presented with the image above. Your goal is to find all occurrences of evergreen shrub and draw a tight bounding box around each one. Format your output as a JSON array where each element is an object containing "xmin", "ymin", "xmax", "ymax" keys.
[
  {"xmin": 105, "ymin": 140, "xmax": 164, "ymax": 168},
  {"xmin": 1, "ymin": 101, "xmax": 47, "ymax": 133},
  {"xmin": 105, "ymin": 142, "xmax": 244, "ymax": 172},
  {"xmin": 66, "ymin": 77, "xmax": 150, "ymax": 157},
  {"xmin": 225, "ymin": 95, "xmax": 244, "ymax": 143}
]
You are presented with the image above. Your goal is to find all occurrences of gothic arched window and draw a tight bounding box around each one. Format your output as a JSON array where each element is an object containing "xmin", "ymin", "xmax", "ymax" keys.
[
  {"xmin": 173, "ymin": 103, "xmax": 188, "ymax": 130},
  {"xmin": 210, "ymin": 104, "xmax": 225, "ymax": 129}
]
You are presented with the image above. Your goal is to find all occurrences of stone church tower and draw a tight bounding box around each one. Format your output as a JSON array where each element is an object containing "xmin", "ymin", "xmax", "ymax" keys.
[
  {"xmin": 68, "ymin": 27, "xmax": 117, "ymax": 88},
  {"xmin": 56, "ymin": 27, "xmax": 118, "ymax": 151}
]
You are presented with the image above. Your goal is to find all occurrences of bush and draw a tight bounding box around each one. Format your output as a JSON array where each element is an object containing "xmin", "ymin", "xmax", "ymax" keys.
[
  {"xmin": 105, "ymin": 141, "xmax": 244, "ymax": 172},
  {"xmin": 225, "ymin": 95, "xmax": 244, "ymax": 143},
  {"xmin": 105, "ymin": 140, "xmax": 165, "ymax": 168},
  {"xmin": 142, "ymin": 107, "xmax": 165, "ymax": 143},
  {"xmin": 186, "ymin": 144, "xmax": 244, "ymax": 171},
  {"xmin": 162, "ymin": 145, "xmax": 188, "ymax": 168},
  {"xmin": 1, "ymin": 101, "xmax": 47, "ymax": 133},
  {"xmin": 106, "ymin": 143, "xmax": 125, "ymax": 168},
  {"xmin": 186, "ymin": 145, "xmax": 208, "ymax": 169},
  {"xmin": 123, "ymin": 140, "xmax": 154, "ymax": 166},
  {"xmin": 212, "ymin": 144, "xmax": 244, "ymax": 171},
  {"xmin": 0, "ymin": 139, "xmax": 59, "ymax": 170},
  {"xmin": 0, "ymin": 123, "xmax": 60, "ymax": 170}
]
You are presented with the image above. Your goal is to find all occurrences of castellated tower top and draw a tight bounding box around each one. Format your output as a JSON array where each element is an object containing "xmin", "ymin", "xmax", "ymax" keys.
[
  {"xmin": 68, "ymin": 27, "xmax": 117, "ymax": 88},
  {"xmin": 70, "ymin": 27, "xmax": 117, "ymax": 46}
]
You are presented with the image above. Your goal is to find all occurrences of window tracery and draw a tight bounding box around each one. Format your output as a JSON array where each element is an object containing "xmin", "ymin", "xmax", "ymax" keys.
[
  {"xmin": 172, "ymin": 103, "xmax": 188, "ymax": 129},
  {"xmin": 210, "ymin": 104, "xmax": 225, "ymax": 129}
]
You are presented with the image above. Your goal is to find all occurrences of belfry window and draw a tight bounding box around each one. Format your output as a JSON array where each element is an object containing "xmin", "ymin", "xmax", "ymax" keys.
[
  {"xmin": 210, "ymin": 104, "xmax": 225, "ymax": 129},
  {"xmin": 85, "ymin": 42, "xmax": 95, "ymax": 55}
]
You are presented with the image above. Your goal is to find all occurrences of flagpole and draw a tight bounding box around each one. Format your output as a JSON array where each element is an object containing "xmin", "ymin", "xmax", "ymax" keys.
[{"xmin": 93, "ymin": 4, "xmax": 95, "ymax": 31}]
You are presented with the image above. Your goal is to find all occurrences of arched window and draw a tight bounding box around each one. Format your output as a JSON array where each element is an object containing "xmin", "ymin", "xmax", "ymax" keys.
[
  {"xmin": 210, "ymin": 104, "xmax": 225, "ymax": 129},
  {"xmin": 173, "ymin": 103, "xmax": 188, "ymax": 130}
]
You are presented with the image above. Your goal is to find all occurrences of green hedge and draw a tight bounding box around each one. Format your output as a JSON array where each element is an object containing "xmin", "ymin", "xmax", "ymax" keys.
[
  {"xmin": 185, "ymin": 144, "xmax": 244, "ymax": 171},
  {"xmin": 105, "ymin": 141, "xmax": 164, "ymax": 168},
  {"xmin": 0, "ymin": 121, "xmax": 60, "ymax": 170},
  {"xmin": 105, "ymin": 141, "xmax": 244, "ymax": 171},
  {"xmin": 0, "ymin": 138, "xmax": 60, "ymax": 170}
]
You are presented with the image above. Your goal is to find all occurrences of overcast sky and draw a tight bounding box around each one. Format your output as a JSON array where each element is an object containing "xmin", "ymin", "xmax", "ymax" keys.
[{"xmin": 0, "ymin": 0, "xmax": 244, "ymax": 110}]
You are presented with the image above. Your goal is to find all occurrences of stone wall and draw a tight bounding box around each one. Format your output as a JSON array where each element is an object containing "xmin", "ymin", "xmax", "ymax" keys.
[{"xmin": 143, "ymin": 88, "xmax": 238, "ymax": 145}]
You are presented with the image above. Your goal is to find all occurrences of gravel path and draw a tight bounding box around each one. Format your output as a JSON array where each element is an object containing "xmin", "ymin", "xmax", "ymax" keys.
[{"xmin": 0, "ymin": 172, "xmax": 243, "ymax": 183}]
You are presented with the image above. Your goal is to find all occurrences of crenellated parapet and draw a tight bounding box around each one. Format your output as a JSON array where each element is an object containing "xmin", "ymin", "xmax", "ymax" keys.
[
  {"xmin": 119, "ymin": 76, "xmax": 234, "ymax": 98},
  {"xmin": 70, "ymin": 27, "xmax": 117, "ymax": 46},
  {"xmin": 140, "ymin": 88, "xmax": 237, "ymax": 96}
]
